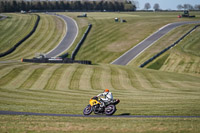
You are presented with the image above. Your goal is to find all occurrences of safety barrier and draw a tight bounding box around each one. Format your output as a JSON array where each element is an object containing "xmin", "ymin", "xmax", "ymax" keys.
[
  {"xmin": 0, "ymin": 14, "xmax": 40, "ymax": 57},
  {"xmin": 71, "ymin": 24, "xmax": 92, "ymax": 60},
  {"xmin": 22, "ymin": 58, "xmax": 92, "ymax": 65},
  {"xmin": 140, "ymin": 24, "xmax": 200, "ymax": 68}
]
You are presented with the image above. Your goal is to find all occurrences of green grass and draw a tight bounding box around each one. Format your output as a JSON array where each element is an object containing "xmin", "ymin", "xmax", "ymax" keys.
[
  {"xmin": 147, "ymin": 54, "xmax": 170, "ymax": 70},
  {"xmin": 59, "ymin": 12, "xmax": 200, "ymax": 64},
  {"xmin": 0, "ymin": 115, "xmax": 200, "ymax": 133},
  {"xmin": 0, "ymin": 63, "xmax": 200, "ymax": 116},
  {"xmin": 0, "ymin": 13, "xmax": 37, "ymax": 53},
  {"xmin": 0, "ymin": 13, "xmax": 66, "ymax": 61},
  {"xmin": 129, "ymin": 24, "xmax": 200, "ymax": 75},
  {"xmin": 0, "ymin": 12, "xmax": 200, "ymax": 132}
]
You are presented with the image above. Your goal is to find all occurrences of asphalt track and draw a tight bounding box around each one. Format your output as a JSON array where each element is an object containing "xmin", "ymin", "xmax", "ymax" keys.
[
  {"xmin": 0, "ymin": 111, "xmax": 200, "ymax": 118},
  {"xmin": 111, "ymin": 21, "xmax": 200, "ymax": 65},
  {"xmin": 45, "ymin": 14, "xmax": 78, "ymax": 58}
]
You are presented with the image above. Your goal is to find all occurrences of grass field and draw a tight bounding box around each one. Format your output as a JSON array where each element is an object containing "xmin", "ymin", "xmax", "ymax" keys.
[
  {"xmin": 0, "ymin": 12, "xmax": 200, "ymax": 132},
  {"xmin": 0, "ymin": 13, "xmax": 37, "ymax": 53},
  {"xmin": 60, "ymin": 12, "xmax": 200, "ymax": 64},
  {"xmin": 130, "ymin": 24, "xmax": 200, "ymax": 75},
  {"xmin": 0, "ymin": 63, "xmax": 200, "ymax": 116},
  {"xmin": 0, "ymin": 13, "xmax": 65, "ymax": 60},
  {"xmin": 1, "ymin": 115, "xmax": 200, "ymax": 132}
]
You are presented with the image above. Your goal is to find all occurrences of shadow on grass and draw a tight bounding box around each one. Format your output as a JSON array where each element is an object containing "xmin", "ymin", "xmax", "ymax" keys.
[{"xmin": 119, "ymin": 113, "xmax": 130, "ymax": 116}]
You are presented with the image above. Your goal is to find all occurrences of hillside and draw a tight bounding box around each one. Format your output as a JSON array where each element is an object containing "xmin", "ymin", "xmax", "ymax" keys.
[
  {"xmin": 0, "ymin": 62, "xmax": 200, "ymax": 116},
  {"xmin": 0, "ymin": 13, "xmax": 65, "ymax": 61},
  {"xmin": 130, "ymin": 24, "xmax": 200, "ymax": 75},
  {"xmin": 0, "ymin": 13, "xmax": 37, "ymax": 53},
  {"xmin": 0, "ymin": 12, "xmax": 200, "ymax": 132},
  {"xmin": 61, "ymin": 12, "xmax": 200, "ymax": 64}
]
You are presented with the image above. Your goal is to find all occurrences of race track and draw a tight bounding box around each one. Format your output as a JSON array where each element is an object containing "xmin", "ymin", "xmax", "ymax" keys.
[
  {"xmin": 111, "ymin": 21, "xmax": 200, "ymax": 65},
  {"xmin": 45, "ymin": 14, "xmax": 78, "ymax": 58},
  {"xmin": 0, "ymin": 110, "xmax": 199, "ymax": 118}
]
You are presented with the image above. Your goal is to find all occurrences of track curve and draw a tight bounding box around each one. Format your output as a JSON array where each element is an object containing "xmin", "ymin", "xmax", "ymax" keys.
[
  {"xmin": 45, "ymin": 14, "xmax": 78, "ymax": 58},
  {"xmin": 111, "ymin": 21, "xmax": 200, "ymax": 65},
  {"xmin": 0, "ymin": 111, "xmax": 199, "ymax": 118}
]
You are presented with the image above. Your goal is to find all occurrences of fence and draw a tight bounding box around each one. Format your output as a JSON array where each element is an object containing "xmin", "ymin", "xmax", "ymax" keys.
[
  {"xmin": 71, "ymin": 24, "xmax": 92, "ymax": 60},
  {"xmin": 22, "ymin": 58, "xmax": 92, "ymax": 65}
]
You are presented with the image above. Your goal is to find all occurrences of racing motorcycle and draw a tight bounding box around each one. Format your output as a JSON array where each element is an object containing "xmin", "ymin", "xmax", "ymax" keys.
[{"xmin": 83, "ymin": 96, "xmax": 120, "ymax": 116}]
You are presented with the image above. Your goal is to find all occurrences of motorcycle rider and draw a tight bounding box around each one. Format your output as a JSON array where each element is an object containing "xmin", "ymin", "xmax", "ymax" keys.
[{"xmin": 97, "ymin": 89, "xmax": 113, "ymax": 107}]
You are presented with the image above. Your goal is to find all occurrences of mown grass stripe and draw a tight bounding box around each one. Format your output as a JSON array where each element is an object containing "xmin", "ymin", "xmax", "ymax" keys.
[
  {"xmin": 121, "ymin": 67, "xmax": 144, "ymax": 91},
  {"xmin": 8, "ymin": 14, "xmax": 50, "ymax": 59},
  {"xmin": 100, "ymin": 65, "xmax": 114, "ymax": 90},
  {"xmin": 79, "ymin": 66, "xmax": 93, "ymax": 90},
  {"xmin": 0, "ymin": 14, "xmax": 36, "ymax": 54},
  {"xmin": 69, "ymin": 65, "xmax": 85, "ymax": 90},
  {"xmin": 56, "ymin": 65, "xmax": 78, "ymax": 91},
  {"xmin": 3, "ymin": 67, "xmax": 36, "ymax": 89},
  {"xmin": 19, "ymin": 67, "xmax": 46, "ymax": 90},
  {"xmin": 0, "ymin": 67, "xmax": 25, "ymax": 86},
  {"xmin": 0, "ymin": 14, "xmax": 22, "ymax": 46},
  {"xmin": 30, "ymin": 65, "xmax": 60, "ymax": 90},
  {"xmin": 90, "ymin": 66, "xmax": 103, "ymax": 90},
  {"xmin": 116, "ymin": 67, "xmax": 136, "ymax": 91},
  {"xmin": 110, "ymin": 66, "xmax": 125, "ymax": 90},
  {"xmin": 44, "ymin": 65, "xmax": 66, "ymax": 90},
  {"xmin": 132, "ymin": 70, "xmax": 154, "ymax": 91}
]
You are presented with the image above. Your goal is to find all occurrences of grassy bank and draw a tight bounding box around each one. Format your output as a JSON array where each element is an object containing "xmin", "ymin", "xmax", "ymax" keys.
[
  {"xmin": 131, "ymin": 24, "xmax": 200, "ymax": 75},
  {"xmin": 60, "ymin": 12, "xmax": 200, "ymax": 64},
  {"xmin": 0, "ymin": 13, "xmax": 37, "ymax": 53},
  {"xmin": 1, "ymin": 12, "xmax": 200, "ymax": 132},
  {"xmin": 1, "ymin": 115, "xmax": 200, "ymax": 133},
  {"xmin": 0, "ymin": 62, "xmax": 200, "ymax": 116},
  {"xmin": 0, "ymin": 13, "xmax": 66, "ymax": 60}
]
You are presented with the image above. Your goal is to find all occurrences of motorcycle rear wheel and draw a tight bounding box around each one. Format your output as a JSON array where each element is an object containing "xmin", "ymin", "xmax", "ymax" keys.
[
  {"xmin": 105, "ymin": 105, "xmax": 116, "ymax": 116},
  {"xmin": 83, "ymin": 105, "xmax": 93, "ymax": 115}
]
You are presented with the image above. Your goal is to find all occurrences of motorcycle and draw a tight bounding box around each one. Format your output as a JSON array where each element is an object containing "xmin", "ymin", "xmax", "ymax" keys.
[{"xmin": 83, "ymin": 96, "xmax": 120, "ymax": 116}]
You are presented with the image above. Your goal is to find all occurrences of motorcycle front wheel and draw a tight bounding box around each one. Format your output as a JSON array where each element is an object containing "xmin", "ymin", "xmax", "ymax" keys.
[
  {"xmin": 83, "ymin": 105, "xmax": 93, "ymax": 115},
  {"xmin": 105, "ymin": 105, "xmax": 116, "ymax": 116}
]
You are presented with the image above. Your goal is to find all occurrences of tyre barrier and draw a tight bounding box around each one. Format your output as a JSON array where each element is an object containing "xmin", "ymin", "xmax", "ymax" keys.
[
  {"xmin": 21, "ymin": 57, "xmax": 92, "ymax": 65},
  {"xmin": 0, "ymin": 14, "xmax": 40, "ymax": 58},
  {"xmin": 140, "ymin": 24, "xmax": 200, "ymax": 68},
  {"xmin": 71, "ymin": 24, "xmax": 92, "ymax": 60}
]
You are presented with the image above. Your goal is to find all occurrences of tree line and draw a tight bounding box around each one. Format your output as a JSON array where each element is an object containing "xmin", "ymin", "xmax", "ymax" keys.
[
  {"xmin": 0, "ymin": 0, "xmax": 136, "ymax": 13},
  {"xmin": 143, "ymin": 2, "xmax": 200, "ymax": 11},
  {"xmin": 177, "ymin": 4, "xmax": 200, "ymax": 10}
]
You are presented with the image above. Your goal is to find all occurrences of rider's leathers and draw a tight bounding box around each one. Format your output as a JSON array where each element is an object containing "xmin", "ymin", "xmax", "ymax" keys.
[{"xmin": 97, "ymin": 92, "xmax": 113, "ymax": 103}]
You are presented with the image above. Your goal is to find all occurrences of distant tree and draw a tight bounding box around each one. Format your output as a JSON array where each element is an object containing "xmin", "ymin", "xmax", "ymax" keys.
[
  {"xmin": 153, "ymin": 3, "xmax": 160, "ymax": 11},
  {"xmin": 36, "ymin": 1, "xmax": 42, "ymax": 10},
  {"xmin": 124, "ymin": 1, "xmax": 136, "ymax": 11},
  {"xmin": 128, "ymin": 0, "xmax": 138, "ymax": 10},
  {"xmin": 59, "ymin": 1, "xmax": 65, "ymax": 10},
  {"xmin": 144, "ymin": 2, "xmax": 151, "ymax": 10},
  {"xmin": 194, "ymin": 4, "xmax": 200, "ymax": 10},
  {"xmin": 96, "ymin": 1, "xmax": 103, "ymax": 11},
  {"xmin": 183, "ymin": 4, "xmax": 193, "ymax": 10},
  {"xmin": 0, "ymin": 1, "xmax": 5, "ymax": 12},
  {"xmin": 108, "ymin": 2, "xmax": 115, "ymax": 11},
  {"xmin": 12, "ymin": 0, "xmax": 18, "ymax": 12},
  {"xmin": 177, "ymin": 4, "xmax": 183, "ymax": 10}
]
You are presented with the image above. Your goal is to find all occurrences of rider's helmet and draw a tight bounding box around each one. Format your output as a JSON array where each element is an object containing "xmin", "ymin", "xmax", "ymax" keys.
[{"xmin": 104, "ymin": 89, "xmax": 109, "ymax": 93}]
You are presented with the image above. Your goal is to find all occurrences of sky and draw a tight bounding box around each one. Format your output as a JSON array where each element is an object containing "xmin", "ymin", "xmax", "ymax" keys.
[{"xmin": 135, "ymin": 0, "xmax": 200, "ymax": 10}]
